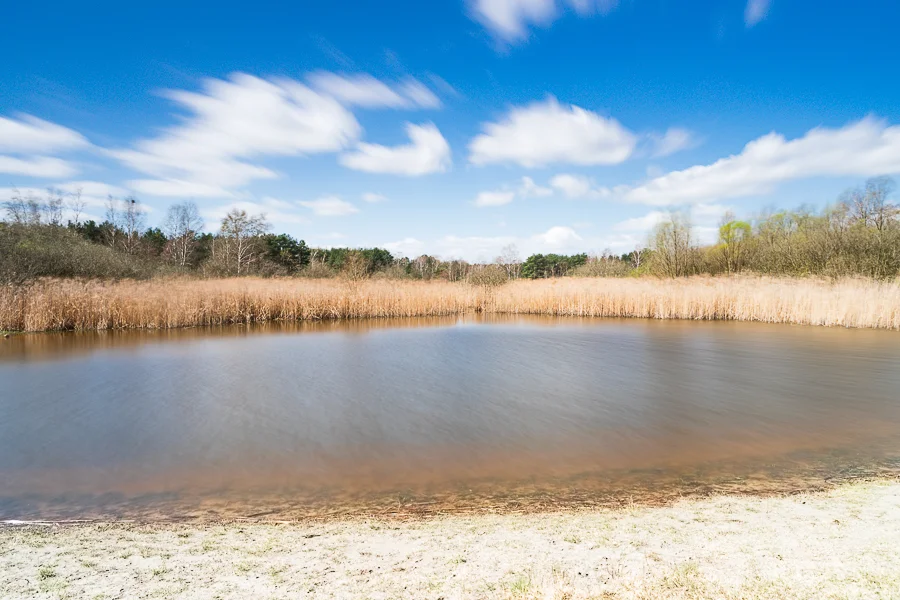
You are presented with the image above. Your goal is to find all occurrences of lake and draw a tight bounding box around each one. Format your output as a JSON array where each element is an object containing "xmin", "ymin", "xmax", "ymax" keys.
[{"xmin": 2, "ymin": 316, "xmax": 900, "ymax": 520}]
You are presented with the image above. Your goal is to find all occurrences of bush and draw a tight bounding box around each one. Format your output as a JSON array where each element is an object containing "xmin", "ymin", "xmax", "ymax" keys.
[
  {"xmin": 467, "ymin": 265, "xmax": 508, "ymax": 287},
  {"xmin": 0, "ymin": 223, "xmax": 157, "ymax": 284}
]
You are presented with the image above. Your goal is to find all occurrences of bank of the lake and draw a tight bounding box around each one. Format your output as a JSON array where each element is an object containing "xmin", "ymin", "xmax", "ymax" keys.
[
  {"xmin": 2, "ymin": 479, "xmax": 898, "ymax": 600},
  {"xmin": 3, "ymin": 275, "xmax": 900, "ymax": 332}
]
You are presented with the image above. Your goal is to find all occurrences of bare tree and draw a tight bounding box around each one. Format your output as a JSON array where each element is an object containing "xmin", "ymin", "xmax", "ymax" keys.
[
  {"xmin": 163, "ymin": 201, "xmax": 203, "ymax": 267},
  {"xmin": 631, "ymin": 245, "xmax": 647, "ymax": 269},
  {"xmin": 495, "ymin": 244, "xmax": 522, "ymax": 280},
  {"xmin": 104, "ymin": 195, "xmax": 121, "ymax": 248},
  {"xmin": 218, "ymin": 209, "xmax": 270, "ymax": 274},
  {"xmin": 3, "ymin": 188, "xmax": 42, "ymax": 225},
  {"xmin": 651, "ymin": 213, "xmax": 695, "ymax": 277},
  {"xmin": 44, "ymin": 188, "xmax": 65, "ymax": 226},
  {"xmin": 67, "ymin": 187, "xmax": 86, "ymax": 226}
]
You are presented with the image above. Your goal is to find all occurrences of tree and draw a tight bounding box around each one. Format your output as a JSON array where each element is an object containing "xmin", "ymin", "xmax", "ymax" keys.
[
  {"xmin": 163, "ymin": 201, "xmax": 204, "ymax": 268},
  {"xmin": 848, "ymin": 176, "xmax": 897, "ymax": 232},
  {"xmin": 119, "ymin": 196, "xmax": 146, "ymax": 255},
  {"xmin": 67, "ymin": 187, "xmax": 86, "ymax": 226},
  {"xmin": 717, "ymin": 214, "xmax": 752, "ymax": 273},
  {"xmin": 44, "ymin": 188, "xmax": 65, "ymax": 226},
  {"xmin": 264, "ymin": 233, "xmax": 310, "ymax": 271},
  {"xmin": 495, "ymin": 244, "xmax": 522, "ymax": 280},
  {"xmin": 103, "ymin": 195, "xmax": 146, "ymax": 254},
  {"xmin": 218, "ymin": 209, "xmax": 270, "ymax": 274},
  {"xmin": 142, "ymin": 228, "xmax": 168, "ymax": 257},
  {"xmin": 650, "ymin": 213, "xmax": 695, "ymax": 277},
  {"xmin": 3, "ymin": 188, "xmax": 42, "ymax": 226}
]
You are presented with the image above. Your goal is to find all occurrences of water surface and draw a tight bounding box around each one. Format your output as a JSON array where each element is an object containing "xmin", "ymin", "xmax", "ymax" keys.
[{"xmin": 2, "ymin": 316, "xmax": 899, "ymax": 520}]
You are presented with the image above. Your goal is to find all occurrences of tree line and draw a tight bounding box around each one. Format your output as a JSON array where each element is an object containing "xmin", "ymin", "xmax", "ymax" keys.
[{"xmin": 2, "ymin": 176, "xmax": 899, "ymax": 284}]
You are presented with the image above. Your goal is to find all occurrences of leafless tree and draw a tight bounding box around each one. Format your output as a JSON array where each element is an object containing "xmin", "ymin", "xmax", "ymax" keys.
[
  {"xmin": 495, "ymin": 244, "xmax": 522, "ymax": 280},
  {"xmin": 3, "ymin": 188, "xmax": 42, "ymax": 225},
  {"xmin": 67, "ymin": 187, "xmax": 86, "ymax": 225},
  {"xmin": 103, "ymin": 195, "xmax": 146, "ymax": 253},
  {"xmin": 104, "ymin": 195, "xmax": 121, "ymax": 248},
  {"xmin": 163, "ymin": 201, "xmax": 203, "ymax": 267},
  {"xmin": 631, "ymin": 245, "xmax": 646, "ymax": 269},
  {"xmin": 218, "ymin": 209, "xmax": 270, "ymax": 274},
  {"xmin": 651, "ymin": 213, "xmax": 695, "ymax": 277},
  {"xmin": 43, "ymin": 188, "xmax": 65, "ymax": 226}
]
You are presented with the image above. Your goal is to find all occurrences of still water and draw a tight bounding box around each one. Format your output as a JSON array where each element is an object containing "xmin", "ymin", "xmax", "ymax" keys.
[{"xmin": 2, "ymin": 316, "xmax": 900, "ymax": 520}]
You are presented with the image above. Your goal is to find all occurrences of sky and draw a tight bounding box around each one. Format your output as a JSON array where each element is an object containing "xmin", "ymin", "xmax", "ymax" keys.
[{"xmin": 2, "ymin": 0, "xmax": 900, "ymax": 262}]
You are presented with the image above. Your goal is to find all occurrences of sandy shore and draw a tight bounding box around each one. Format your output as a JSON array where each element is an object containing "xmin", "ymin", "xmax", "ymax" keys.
[{"xmin": 2, "ymin": 480, "xmax": 899, "ymax": 599}]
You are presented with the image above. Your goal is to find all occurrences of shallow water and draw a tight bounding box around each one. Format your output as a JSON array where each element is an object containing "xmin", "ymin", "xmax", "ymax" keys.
[{"xmin": 2, "ymin": 316, "xmax": 900, "ymax": 520}]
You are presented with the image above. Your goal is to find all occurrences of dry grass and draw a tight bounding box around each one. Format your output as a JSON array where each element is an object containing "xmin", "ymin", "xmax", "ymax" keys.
[
  {"xmin": 2, "ymin": 479, "xmax": 899, "ymax": 599},
  {"xmin": 2, "ymin": 275, "xmax": 900, "ymax": 332}
]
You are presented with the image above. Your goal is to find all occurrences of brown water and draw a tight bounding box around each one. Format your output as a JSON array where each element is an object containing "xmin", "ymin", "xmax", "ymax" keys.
[{"xmin": 2, "ymin": 316, "xmax": 900, "ymax": 521}]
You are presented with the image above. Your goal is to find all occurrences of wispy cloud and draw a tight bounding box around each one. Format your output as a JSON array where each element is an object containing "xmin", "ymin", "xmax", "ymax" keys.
[
  {"xmin": 0, "ymin": 114, "xmax": 90, "ymax": 178},
  {"xmin": 307, "ymin": 72, "xmax": 441, "ymax": 109},
  {"xmin": 112, "ymin": 73, "xmax": 361, "ymax": 197},
  {"xmin": 744, "ymin": 0, "xmax": 771, "ymax": 27},
  {"xmin": 297, "ymin": 195, "xmax": 360, "ymax": 217},
  {"xmin": 469, "ymin": 0, "xmax": 618, "ymax": 44}
]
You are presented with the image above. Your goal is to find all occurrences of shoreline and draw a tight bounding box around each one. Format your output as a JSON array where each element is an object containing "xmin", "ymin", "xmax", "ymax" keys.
[{"xmin": 3, "ymin": 479, "xmax": 899, "ymax": 599}]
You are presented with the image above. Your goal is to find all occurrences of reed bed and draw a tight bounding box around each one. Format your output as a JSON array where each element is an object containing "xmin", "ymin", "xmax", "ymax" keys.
[{"xmin": 2, "ymin": 275, "xmax": 899, "ymax": 332}]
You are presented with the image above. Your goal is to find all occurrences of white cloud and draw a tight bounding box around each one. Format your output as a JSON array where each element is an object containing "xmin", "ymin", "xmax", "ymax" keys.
[
  {"xmin": 339, "ymin": 122, "xmax": 452, "ymax": 176},
  {"xmin": 112, "ymin": 73, "xmax": 361, "ymax": 196},
  {"xmin": 398, "ymin": 79, "xmax": 442, "ymax": 109},
  {"xmin": 624, "ymin": 117, "xmax": 900, "ymax": 206},
  {"xmin": 533, "ymin": 225, "xmax": 582, "ymax": 247},
  {"xmin": 362, "ymin": 192, "xmax": 388, "ymax": 203},
  {"xmin": 469, "ymin": 97, "xmax": 636, "ymax": 167},
  {"xmin": 0, "ymin": 114, "xmax": 89, "ymax": 154},
  {"xmin": 518, "ymin": 176, "xmax": 553, "ymax": 197},
  {"xmin": 297, "ymin": 195, "xmax": 360, "ymax": 217},
  {"xmin": 744, "ymin": 0, "xmax": 771, "ymax": 27},
  {"xmin": 384, "ymin": 237, "xmax": 426, "ymax": 256},
  {"xmin": 649, "ymin": 127, "xmax": 698, "ymax": 157},
  {"xmin": 0, "ymin": 114, "xmax": 90, "ymax": 179},
  {"xmin": 549, "ymin": 173, "xmax": 611, "ymax": 199},
  {"xmin": 307, "ymin": 73, "xmax": 442, "ymax": 110},
  {"xmin": 613, "ymin": 211, "xmax": 668, "ymax": 232},
  {"xmin": 434, "ymin": 234, "xmax": 518, "ymax": 261},
  {"xmin": 0, "ymin": 155, "xmax": 78, "ymax": 178},
  {"xmin": 55, "ymin": 180, "xmax": 129, "ymax": 198},
  {"xmin": 307, "ymin": 72, "xmax": 406, "ymax": 108},
  {"xmin": 474, "ymin": 190, "xmax": 516, "ymax": 207},
  {"xmin": 614, "ymin": 204, "xmax": 731, "ymax": 237},
  {"xmin": 469, "ymin": 0, "xmax": 618, "ymax": 43},
  {"xmin": 387, "ymin": 224, "xmax": 631, "ymax": 262},
  {"xmin": 128, "ymin": 179, "xmax": 236, "ymax": 198}
]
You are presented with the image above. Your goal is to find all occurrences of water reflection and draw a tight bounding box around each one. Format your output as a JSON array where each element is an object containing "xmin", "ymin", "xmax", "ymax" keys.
[{"xmin": 1, "ymin": 316, "xmax": 899, "ymax": 520}]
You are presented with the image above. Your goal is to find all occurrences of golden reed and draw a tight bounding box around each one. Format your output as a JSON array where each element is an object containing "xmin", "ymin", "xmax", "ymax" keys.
[{"xmin": 2, "ymin": 276, "xmax": 899, "ymax": 332}]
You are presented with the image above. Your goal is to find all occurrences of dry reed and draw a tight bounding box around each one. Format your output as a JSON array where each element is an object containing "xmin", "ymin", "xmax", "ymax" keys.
[{"xmin": 2, "ymin": 275, "xmax": 899, "ymax": 332}]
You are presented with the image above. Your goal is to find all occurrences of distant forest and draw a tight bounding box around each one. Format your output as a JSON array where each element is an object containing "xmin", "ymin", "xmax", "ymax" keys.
[{"xmin": 2, "ymin": 176, "xmax": 898, "ymax": 284}]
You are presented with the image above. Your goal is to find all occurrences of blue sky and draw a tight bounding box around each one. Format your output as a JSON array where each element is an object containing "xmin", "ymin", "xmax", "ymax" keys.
[{"xmin": 2, "ymin": 0, "xmax": 900, "ymax": 261}]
